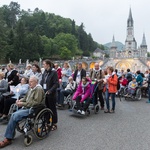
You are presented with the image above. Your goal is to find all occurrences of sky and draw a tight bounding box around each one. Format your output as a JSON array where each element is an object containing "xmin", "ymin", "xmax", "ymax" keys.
[{"xmin": 0, "ymin": 0, "xmax": 150, "ymax": 47}]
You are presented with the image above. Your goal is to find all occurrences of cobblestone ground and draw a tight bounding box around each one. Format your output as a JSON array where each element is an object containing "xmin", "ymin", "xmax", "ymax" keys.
[{"xmin": 0, "ymin": 97, "xmax": 150, "ymax": 150}]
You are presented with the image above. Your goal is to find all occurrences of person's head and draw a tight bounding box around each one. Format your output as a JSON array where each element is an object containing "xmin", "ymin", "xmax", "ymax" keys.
[
  {"xmin": 43, "ymin": 59, "xmax": 53, "ymax": 70},
  {"xmin": 82, "ymin": 77, "xmax": 88, "ymax": 85},
  {"xmin": 26, "ymin": 64, "xmax": 32, "ymax": 70},
  {"xmin": 32, "ymin": 64, "xmax": 41, "ymax": 73},
  {"xmin": 132, "ymin": 77, "xmax": 136, "ymax": 82},
  {"xmin": 0, "ymin": 72, "xmax": 5, "ymax": 79},
  {"xmin": 115, "ymin": 69, "xmax": 118, "ymax": 74},
  {"xmin": 127, "ymin": 68, "xmax": 130, "ymax": 72},
  {"xmin": 68, "ymin": 76, "xmax": 73, "ymax": 83},
  {"xmin": 64, "ymin": 62, "xmax": 69, "ymax": 69},
  {"xmin": 121, "ymin": 69, "xmax": 124, "ymax": 73},
  {"xmin": 29, "ymin": 76, "xmax": 39, "ymax": 89},
  {"xmin": 107, "ymin": 66, "xmax": 114, "ymax": 75},
  {"xmin": 145, "ymin": 70, "xmax": 148, "ymax": 74},
  {"xmin": 77, "ymin": 63, "xmax": 82, "ymax": 70},
  {"xmin": 20, "ymin": 77, "xmax": 28, "ymax": 85},
  {"xmin": 136, "ymin": 70, "xmax": 140, "ymax": 75},
  {"xmin": 122, "ymin": 74, "xmax": 125, "ymax": 79},
  {"xmin": 94, "ymin": 63, "xmax": 99, "ymax": 70},
  {"xmin": 7, "ymin": 63, "xmax": 14, "ymax": 71},
  {"xmin": 54, "ymin": 63, "xmax": 59, "ymax": 69}
]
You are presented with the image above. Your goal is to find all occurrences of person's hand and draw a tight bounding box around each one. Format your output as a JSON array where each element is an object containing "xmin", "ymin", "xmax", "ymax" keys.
[
  {"xmin": 16, "ymin": 100, "xmax": 23, "ymax": 107},
  {"xmin": 46, "ymin": 91, "xmax": 50, "ymax": 95},
  {"xmin": 10, "ymin": 91, "xmax": 13, "ymax": 94}
]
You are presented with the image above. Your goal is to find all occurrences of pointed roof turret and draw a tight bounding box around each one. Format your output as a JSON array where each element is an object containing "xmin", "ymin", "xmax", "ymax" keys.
[
  {"xmin": 141, "ymin": 33, "xmax": 147, "ymax": 46},
  {"xmin": 127, "ymin": 8, "xmax": 133, "ymax": 27},
  {"xmin": 111, "ymin": 35, "xmax": 117, "ymax": 49}
]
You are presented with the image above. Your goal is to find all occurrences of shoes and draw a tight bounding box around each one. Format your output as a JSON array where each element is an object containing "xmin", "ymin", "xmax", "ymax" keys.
[
  {"xmin": 0, "ymin": 138, "xmax": 12, "ymax": 148},
  {"xmin": 104, "ymin": 109, "xmax": 110, "ymax": 113},
  {"xmin": 77, "ymin": 110, "xmax": 82, "ymax": 114},
  {"xmin": 101, "ymin": 107, "xmax": 104, "ymax": 110},
  {"xmin": 110, "ymin": 109, "xmax": 115, "ymax": 113},
  {"xmin": 124, "ymin": 94, "xmax": 128, "ymax": 97},
  {"xmin": 0, "ymin": 116, "xmax": 8, "ymax": 122},
  {"xmin": 81, "ymin": 111, "xmax": 85, "ymax": 115}
]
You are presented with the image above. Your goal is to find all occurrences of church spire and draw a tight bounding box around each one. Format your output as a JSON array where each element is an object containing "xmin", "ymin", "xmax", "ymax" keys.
[
  {"xmin": 111, "ymin": 35, "xmax": 117, "ymax": 48},
  {"xmin": 127, "ymin": 8, "xmax": 133, "ymax": 27},
  {"xmin": 141, "ymin": 33, "xmax": 147, "ymax": 46}
]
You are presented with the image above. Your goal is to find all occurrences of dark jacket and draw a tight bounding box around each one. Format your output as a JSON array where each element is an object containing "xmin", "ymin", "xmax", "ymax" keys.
[
  {"xmin": 147, "ymin": 74, "xmax": 150, "ymax": 87},
  {"xmin": 73, "ymin": 69, "xmax": 86, "ymax": 81},
  {"xmin": 5, "ymin": 70, "xmax": 19, "ymax": 86},
  {"xmin": 41, "ymin": 68, "xmax": 59, "ymax": 94}
]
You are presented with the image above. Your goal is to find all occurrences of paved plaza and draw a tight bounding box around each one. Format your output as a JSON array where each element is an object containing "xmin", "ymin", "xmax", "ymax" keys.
[{"xmin": 0, "ymin": 97, "xmax": 150, "ymax": 150}]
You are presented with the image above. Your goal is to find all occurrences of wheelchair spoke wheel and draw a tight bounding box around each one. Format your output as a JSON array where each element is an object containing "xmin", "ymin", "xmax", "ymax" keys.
[
  {"xmin": 34, "ymin": 108, "xmax": 53, "ymax": 139},
  {"xmin": 94, "ymin": 104, "xmax": 99, "ymax": 114},
  {"xmin": 136, "ymin": 89, "xmax": 142, "ymax": 100}
]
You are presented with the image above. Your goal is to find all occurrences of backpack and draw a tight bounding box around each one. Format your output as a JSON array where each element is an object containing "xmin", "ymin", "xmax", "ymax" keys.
[{"xmin": 112, "ymin": 74, "xmax": 120, "ymax": 90}]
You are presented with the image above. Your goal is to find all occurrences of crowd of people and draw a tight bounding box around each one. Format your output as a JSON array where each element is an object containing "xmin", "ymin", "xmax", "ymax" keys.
[{"xmin": 0, "ymin": 60, "xmax": 149, "ymax": 148}]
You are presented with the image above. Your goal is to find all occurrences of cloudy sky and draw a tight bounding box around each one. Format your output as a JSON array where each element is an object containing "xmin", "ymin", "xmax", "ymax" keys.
[{"xmin": 0, "ymin": 0, "xmax": 149, "ymax": 47}]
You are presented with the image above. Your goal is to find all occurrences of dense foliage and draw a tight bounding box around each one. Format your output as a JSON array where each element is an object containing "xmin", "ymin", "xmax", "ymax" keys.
[{"xmin": 0, "ymin": 1, "xmax": 104, "ymax": 63}]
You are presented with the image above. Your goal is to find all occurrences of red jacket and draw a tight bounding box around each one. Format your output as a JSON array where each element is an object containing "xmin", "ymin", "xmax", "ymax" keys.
[
  {"xmin": 56, "ymin": 67, "xmax": 62, "ymax": 79},
  {"xmin": 107, "ymin": 74, "xmax": 118, "ymax": 93},
  {"xmin": 120, "ymin": 78, "xmax": 128, "ymax": 86}
]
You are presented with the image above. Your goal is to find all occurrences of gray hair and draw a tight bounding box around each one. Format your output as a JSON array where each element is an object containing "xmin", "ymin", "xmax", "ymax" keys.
[{"xmin": 29, "ymin": 75, "xmax": 39, "ymax": 83}]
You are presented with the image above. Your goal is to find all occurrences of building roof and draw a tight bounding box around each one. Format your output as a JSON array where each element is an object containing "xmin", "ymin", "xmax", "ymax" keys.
[{"xmin": 94, "ymin": 48, "xmax": 105, "ymax": 54}]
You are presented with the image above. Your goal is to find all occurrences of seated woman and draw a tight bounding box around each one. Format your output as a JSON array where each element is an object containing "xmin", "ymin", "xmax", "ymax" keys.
[
  {"xmin": 0, "ymin": 72, "xmax": 8, "ymax": 99},
  {"xmin": 124, "ymin": 78, "xmax": 138, "ymax": 97},
  {"xmin": 0, "ymin": 77, "xmax": 29, "ymax": 122},
  {"xmin": 72, "ymin": 77, "xmax": 91, "ymax": 115},
  {"xmin": 57, "ymin": 76, "xmax": 76, "ymax": 107}
]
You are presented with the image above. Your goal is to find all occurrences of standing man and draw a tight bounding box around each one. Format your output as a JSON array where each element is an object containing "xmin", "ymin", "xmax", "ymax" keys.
[
  {"xmin": 0, "ymin": 76, "xmax": 45, "ymax": 148},
  {"xmin": 73, "ymin": 63, "xmax": 86, "ymax": 85},
  {"xmin": 90, "ymin": 63, "xmax": 105, "ymax": 109},
  {"xmin": 41, "ymin": 59, "xmax": 59, "ymax": 131}
]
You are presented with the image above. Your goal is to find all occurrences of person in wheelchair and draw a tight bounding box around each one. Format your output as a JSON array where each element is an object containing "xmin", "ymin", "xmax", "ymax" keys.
[
  {"xmin": 0, "ymin": 77, "xmax": 29, "ymax": 122},
  {"xmin": 72, "ymin": 77, "xmax": 91, "ymax": 115},
  {"xmin": 0, "ymin": 76, "xmax": 45, "ymax": 148},
  {"xmin": 57, "ymin": 76, "xmax": 76, "ymax": 107},
  {"xmin": 124, "ymin": 78, "xmax": 138, "ymax": 97}
]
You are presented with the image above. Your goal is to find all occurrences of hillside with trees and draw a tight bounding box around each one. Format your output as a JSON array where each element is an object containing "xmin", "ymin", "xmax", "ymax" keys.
[{"xmin": 0, "ymin": 1, "xmax": 105, "ymax": 63}]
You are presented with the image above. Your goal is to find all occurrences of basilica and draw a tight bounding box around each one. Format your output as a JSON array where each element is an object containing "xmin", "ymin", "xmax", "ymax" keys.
[{"xmin": 109, "ymin": 8, "xmax": 147, "ymax": 60}]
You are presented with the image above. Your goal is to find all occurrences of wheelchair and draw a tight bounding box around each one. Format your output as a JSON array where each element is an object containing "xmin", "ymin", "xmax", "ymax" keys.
[
  {"xmin": 63, "ymin": 93, "xmax": 74, "ymax": 109},
  {"xmin": 70, "ymin": 83, "xmax": 100, "ymax": 116},
  {"xmin": 8, "ymin": 104, "xmax": 53, "ymax": 146},
  {"xmin": 124, "ymin": 85, "xmax": 142, "ymax": 101}
]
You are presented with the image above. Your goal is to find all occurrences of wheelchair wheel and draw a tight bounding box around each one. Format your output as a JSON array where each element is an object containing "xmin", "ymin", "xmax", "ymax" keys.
[
  {"xmin": 94, "ymin": 104, "xmax": 99, "ymax": 114},
  {"xmin": 33, "ymin": 108, "xmax": 53, "ymax": 140},
  {"xmin": 136, "ymin": 88, "xmax": 142, "ymax": 100},
  {"xmin": 24, "ymin": 135, "xmax": 33, "ymax": 146},
  {"xmin": 124, "ymin": 87, "xmax": 128, "ymax": 95}
]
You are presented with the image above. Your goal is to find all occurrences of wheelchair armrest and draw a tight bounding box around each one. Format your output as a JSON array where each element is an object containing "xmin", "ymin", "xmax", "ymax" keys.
[{"xmin": 28, "ymin": 104, "xmax": 46, "ymax": 117}]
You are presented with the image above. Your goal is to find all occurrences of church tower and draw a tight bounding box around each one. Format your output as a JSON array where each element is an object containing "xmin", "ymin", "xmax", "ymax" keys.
[
  {"xmin": 140, "ymin": 33, "xmax": 147, "ymax": 58},
  {"xmin": 110, "ymin": 35, "xmax": 117, "ymax": 58},
  {"xmin": 125, "ymin": 8, "xmax": 137, "ymax": 51}
]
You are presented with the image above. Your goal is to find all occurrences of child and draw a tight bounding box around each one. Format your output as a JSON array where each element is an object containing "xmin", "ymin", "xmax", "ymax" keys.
[{"xmin": 125, "ymin": 78, "xmax": 138, "ymax": 97}]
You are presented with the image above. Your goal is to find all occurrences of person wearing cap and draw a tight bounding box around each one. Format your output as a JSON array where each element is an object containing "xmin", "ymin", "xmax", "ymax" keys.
[{"xmin": 73, "ymin": 63, "xmax": 86, "ymax": 85}]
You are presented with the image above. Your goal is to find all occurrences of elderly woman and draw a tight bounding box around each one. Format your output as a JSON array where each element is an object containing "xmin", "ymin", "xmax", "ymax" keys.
[
  {"xmin": 0, "ymin": 77, "xmax": 29, "ymax": 122},
  {"xmin": 5, "ymin": 63, "xmax": 19, "ymax": 89},
  {"xmin": 61, "ymin": 62, "xmax": 72, "ymax": 89},
  {"xmin": 57, "ymin": 76, "xmax": 76, "ymax": 107},
  {"xmin": 0, "ymin": 72, "xmax": 8, "ymax": 98}
]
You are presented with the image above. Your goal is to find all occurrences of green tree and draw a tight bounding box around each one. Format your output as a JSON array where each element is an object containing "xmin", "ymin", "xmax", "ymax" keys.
[{"xmin": 60, "ymin": 47, "xmax": 71, "ymax": 59}]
